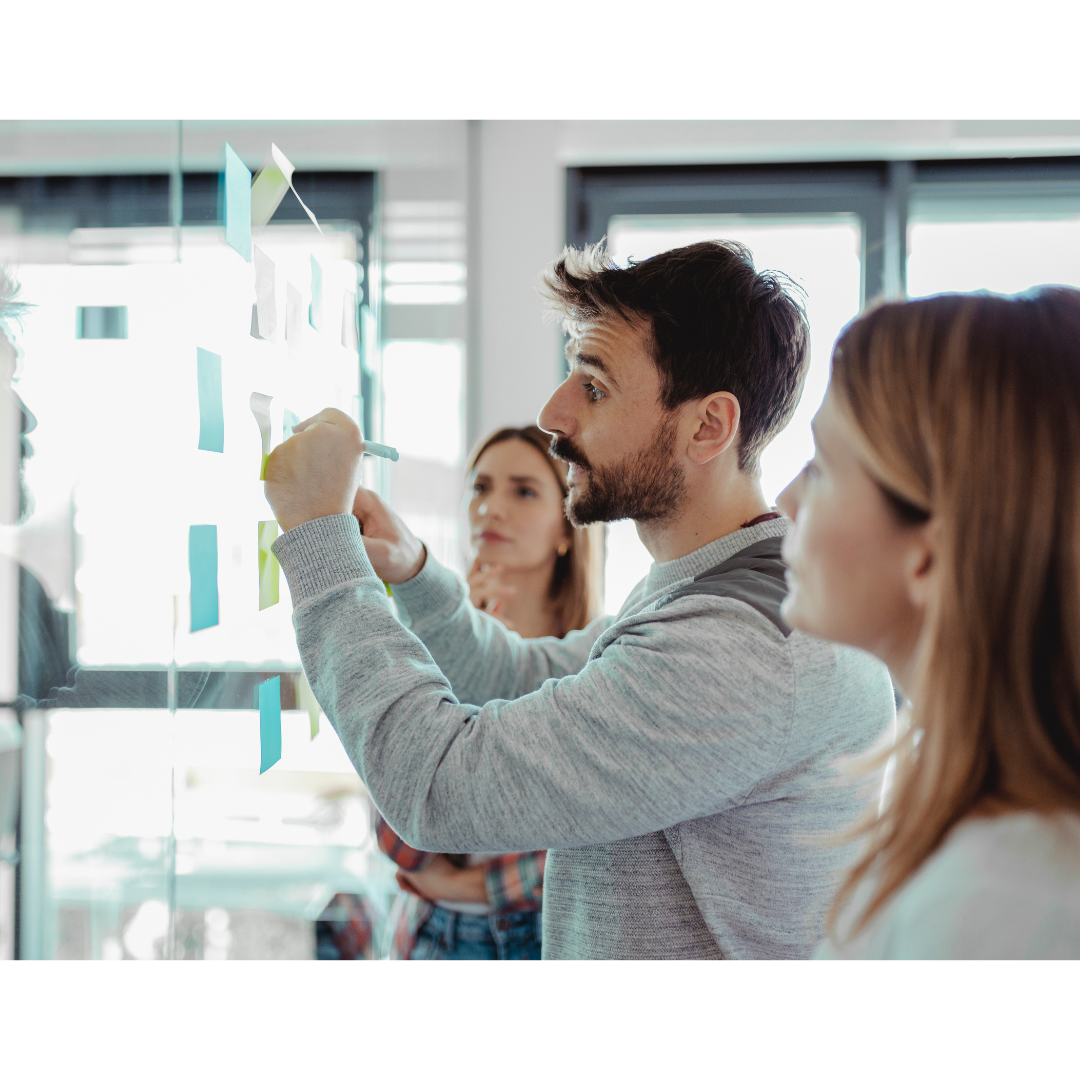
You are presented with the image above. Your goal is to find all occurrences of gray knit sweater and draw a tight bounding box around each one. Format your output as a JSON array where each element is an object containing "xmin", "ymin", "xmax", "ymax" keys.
[{"xmin": 273, "ymin": 513, "xmax": 894, "ymax": 959}]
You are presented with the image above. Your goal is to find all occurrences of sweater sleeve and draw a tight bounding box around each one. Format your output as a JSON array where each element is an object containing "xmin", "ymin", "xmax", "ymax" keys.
[
  {"xmin": 273, "ymin": 514, "xmax": 795, "ymax": 855},
  {"xmin": 389, "ymin": 548, "xmax": 609, "ymax": 703}
]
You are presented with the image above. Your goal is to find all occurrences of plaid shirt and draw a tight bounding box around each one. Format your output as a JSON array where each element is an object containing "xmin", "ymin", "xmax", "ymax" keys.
[{"xmin": 374, "ymin": 812, "xmax": 545, "ymax": 958}]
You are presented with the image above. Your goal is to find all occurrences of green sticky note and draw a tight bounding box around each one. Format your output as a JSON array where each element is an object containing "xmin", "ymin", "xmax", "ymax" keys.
[
  {"xmin": 258, "ymin": 520, "xmax": 279, "ymax": 609},
  {"xmin": 257, "ymin": 676, "xmax": 281, "ymax": 774},
  {"xmin": 189, "ymin": 525, "xmax": 219, "ymax": 631},
  {"xmin": 296, "ymin": 672, "xmax": 320, "ymax": 740},
  {"xmin": 224, "ymin": 143, "xmax": 252, "ymax": 262},
  {"xmin": 196, "ymin": 348, "xmax": 224, "ymax": 453}
]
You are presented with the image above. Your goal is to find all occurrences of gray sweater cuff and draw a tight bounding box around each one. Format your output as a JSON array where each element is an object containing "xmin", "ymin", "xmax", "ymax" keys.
[
  {"xmin": 271, "ymin": 513, "xmax": 377, "ymax": 605},
  {"xmin": 389, "ymin": 549, "xmax": 465, "ymax": 625}
]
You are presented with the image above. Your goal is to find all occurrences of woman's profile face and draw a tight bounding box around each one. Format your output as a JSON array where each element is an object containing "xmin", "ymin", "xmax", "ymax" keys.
[
  {"xmin": 777, "ymin": 385, "xmax": 929, "ymax": 681},
  {"xmin": 468, "ymin": 439, "xmax": 569, "ymax": 572}
]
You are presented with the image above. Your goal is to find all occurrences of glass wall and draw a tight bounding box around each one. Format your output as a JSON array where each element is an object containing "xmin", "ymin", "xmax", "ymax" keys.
[{"xmin": 2, "ymin": 148, "xmax": 404, "ymax": 959}]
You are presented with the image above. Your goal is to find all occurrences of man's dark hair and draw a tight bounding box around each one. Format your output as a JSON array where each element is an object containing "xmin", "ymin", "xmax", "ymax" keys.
[{"xmin": 539, "ymin": 239, "xmax": 810, "ymax": 472}]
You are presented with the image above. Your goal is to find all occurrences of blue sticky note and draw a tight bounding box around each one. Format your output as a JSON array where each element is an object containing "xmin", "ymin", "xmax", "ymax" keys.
[
  {"xmin": 257, "ymin": 676, "xmax": 282, "ymax": 774},
  {"xmin": 309, "ymin": 255, "xmax": 322, "ymax": 330},
  {"xmin": 224, "ymin": 143, "xmax": 252, "ymax": 262},
  {"xmin": 196, "ymin": 348, "xmax": 224, "ymax": 452},
  {"xmin": 189, "ymin": 525, "xmax": 219, "ymax": 631},
  {"xmin": 283, "ymin": 408, "xmax": 299, "ymax": 439}
]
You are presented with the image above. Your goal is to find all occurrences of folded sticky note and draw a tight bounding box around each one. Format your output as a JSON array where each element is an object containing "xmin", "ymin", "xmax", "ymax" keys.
[
  {"xmin": 258, "ymin": 520, "xmax": 279, "ymax": 610},
  {"xmin": 250, "ymin": 157, "xmax": 290, "ymax": 232},
  {"xmin": 253, "ymin": 246, "xmax": 277, "ymax": 343},
  {"xmin": 257, "ymin": 676, "xmax": 281, "ymax": 774},
  {"xmin": 196, "ymin": 348, "xmax": 224, "ymax": 453},
  {"xmin": 270, "ymin": 144, "xmax": 322, "ymax": 233},
  {"xmin": 283, "ymin": 409, "xmax": 300, "ymax": 439},
  {"xmin": 189, "ymin": 524, "xmax": 219, "ymax": 631},
  {"xmin": 250, "ymin": 392, "xmax": 272, "ymax": 479},
  {"xmin": 224, "ymin": 143, "xmax": 252, "ymax": 262}
]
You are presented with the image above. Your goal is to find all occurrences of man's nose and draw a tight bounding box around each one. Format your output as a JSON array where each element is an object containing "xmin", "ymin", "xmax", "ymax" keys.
[{"xmin": 537, "ymin": 378, "xmax": 575, "ymax": 438}]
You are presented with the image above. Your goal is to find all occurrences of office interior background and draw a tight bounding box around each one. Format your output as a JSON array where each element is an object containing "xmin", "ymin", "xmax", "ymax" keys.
[{"xmin": 2, "ymin": 118, "xmax": 1080, "ymax": 961}]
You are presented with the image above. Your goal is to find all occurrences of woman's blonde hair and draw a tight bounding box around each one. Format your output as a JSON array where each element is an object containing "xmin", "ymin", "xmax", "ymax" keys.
[
  {"xmin": 468, "ymin": 425, "xmax": 604, "ymax": 635},
  {"xmin": 828, "ymin": 287, "xmax": 1080, "ymax": 936}
]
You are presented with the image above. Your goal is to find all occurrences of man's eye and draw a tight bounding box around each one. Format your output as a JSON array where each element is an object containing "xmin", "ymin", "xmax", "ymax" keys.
[
  {"xmin": 584, "ymin": 382, "xmax": 606, "ymax": 402},
  {"xmin": 802, "ymin": 460, "xmax": 820, "ymax": 481}
]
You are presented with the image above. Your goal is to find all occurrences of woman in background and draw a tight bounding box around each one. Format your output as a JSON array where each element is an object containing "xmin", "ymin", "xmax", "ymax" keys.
[
  {"xmin": 778, "ymin": 287, "xmax": 1080, "ymax": 959},
  {"xmin": 377, "ymin": 424, "xmax": 602, "ymax": 960}
]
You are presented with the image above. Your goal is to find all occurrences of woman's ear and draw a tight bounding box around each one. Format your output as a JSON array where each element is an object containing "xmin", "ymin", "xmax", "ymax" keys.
[{"xmin": 903, "ymin": 519, "xmax": 939, "ymax": 610}]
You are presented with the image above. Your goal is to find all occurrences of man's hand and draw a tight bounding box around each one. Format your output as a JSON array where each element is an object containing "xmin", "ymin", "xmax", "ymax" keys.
[
  {"xmin": 352, "ymin": 486, "xmax": 427, "ymax": 584},
  {"xmin": 395, "ymin": 855, "xmax": 489, "ymax": 905},
  {"xmin": 264, "ymin": 408, "xmax": 363, "ymax": 531}
]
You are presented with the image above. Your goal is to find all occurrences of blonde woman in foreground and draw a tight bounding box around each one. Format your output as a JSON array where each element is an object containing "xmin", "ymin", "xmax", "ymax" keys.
[{"xmin": 779, "ymin": 287, "xmax": 1080, "ymax": 959}]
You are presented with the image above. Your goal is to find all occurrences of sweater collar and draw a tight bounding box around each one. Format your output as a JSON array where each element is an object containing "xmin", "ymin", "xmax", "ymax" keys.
[{"xmin": 643, "ymin": 514, "xmax": 791, "ymax": 597}]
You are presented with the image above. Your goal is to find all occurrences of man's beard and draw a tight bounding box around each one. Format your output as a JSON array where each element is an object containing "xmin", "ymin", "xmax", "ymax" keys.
[{"xmin": 550, "ymin": 413, "xmax": 686, "ymax": 527}]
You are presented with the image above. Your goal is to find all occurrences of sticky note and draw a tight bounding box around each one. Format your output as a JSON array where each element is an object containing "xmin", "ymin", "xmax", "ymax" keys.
[
  {"xmin": 257, "ymin": 676, "xmax": 281, "ymax": 774},
  {"xmin": 295, "ymin": 671, "xmax": 320, "ymax": 740},
  {"xmin": 250, "ymin": 392, "xmax": 272, "ymax": 479},
  {"xmin": 196, "ymin": 348, "xmax": 224, "ymax": 453},
  {"xmin": 253, "ymin": 246, "xmax": 277, "ymax": 343},
  {"xmin": 189, "ymin": 525, "xmax": 219, "ymax": 631},
  {"xmin": 283, "ymin": 409, "xmax": 300, "ymax": 439},
  {"xmin": 250, "ymin": 157, "xmax": 290, "ymax": 232},
  {"xmin": 258, "ymin": 520, "xmax": 279, "ymax": 609},
  {"xmin": 270, "ymin": 144, "xmax": 322, "ymax": 233},
  {"xmin": 286, "ymin": 283, "xmax": 303, "ymax": 351},
  {"xmin": 309, "ymin": 256, "xmax": 323, "ymax": 331},
  {"xmin": 224, "ymin": 143, "xmax": 252, "ymax": 262}
]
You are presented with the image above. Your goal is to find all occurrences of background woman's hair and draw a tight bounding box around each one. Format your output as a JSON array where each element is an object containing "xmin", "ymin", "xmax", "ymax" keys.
[
  {"xmin": 468, "ymin": 425, "xmax": 604, "ymax": 634},
  {"xmin": 828, "ymin": 287, "xmax": 1080, "ymax": 937}
]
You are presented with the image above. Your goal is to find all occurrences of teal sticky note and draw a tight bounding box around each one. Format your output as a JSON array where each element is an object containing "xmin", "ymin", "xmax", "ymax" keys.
[
  {"xmin": 196, "ymin": 348, "xmax": 224, "ymax": 452},
  {"xmin": 257, "ymin": 676, "xmax": 281, "ymax": 774},
  {"xmin": 309, "ymin": 255, "xmax": 322, "ymax": 330},
  {"xmin": 224, "ymin": 143, "xmax": 252, "ymax": 262},
  {"xmin": 189, "ymin": 525, "xmax": 219, "ymax": 631},
  {"xmin": 283, "ymin": 408, "xmax": 299, "ymax": 439}
]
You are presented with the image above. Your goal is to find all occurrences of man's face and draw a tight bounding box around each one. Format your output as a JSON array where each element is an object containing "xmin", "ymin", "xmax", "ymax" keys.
[{"xmin": 537, "ymin": 316, "xmax": 686, "ymax": 526}]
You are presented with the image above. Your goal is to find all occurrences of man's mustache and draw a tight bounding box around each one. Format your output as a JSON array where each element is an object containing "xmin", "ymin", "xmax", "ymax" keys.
[{"xmin": 549, "ymin": 435, "xmax": 591, "ymax": 472}]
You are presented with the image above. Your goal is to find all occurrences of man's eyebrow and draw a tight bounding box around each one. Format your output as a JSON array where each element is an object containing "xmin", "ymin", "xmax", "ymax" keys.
[{"xmin": 573, "ymin": 351, "xmax": 620, "ymax": 390}]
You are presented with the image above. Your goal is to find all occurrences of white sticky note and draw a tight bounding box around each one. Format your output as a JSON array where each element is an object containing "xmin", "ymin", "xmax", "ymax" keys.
[
  {"xmin": 250, "ymin": 392, "xmax": 273, "ymax": 479},
  {"xmin": 253, "ymin": 246, "xmax": 278, "ymax": 343},
  {"xmin": 270, "ymin": 144, "xmax": 323, "ymax": 234}
]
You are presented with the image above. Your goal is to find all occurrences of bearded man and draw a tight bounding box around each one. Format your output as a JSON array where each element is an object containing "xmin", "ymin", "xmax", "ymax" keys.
[{"xmin": 264, "ymin": 240, "xmax": 895, "ymax": 959}]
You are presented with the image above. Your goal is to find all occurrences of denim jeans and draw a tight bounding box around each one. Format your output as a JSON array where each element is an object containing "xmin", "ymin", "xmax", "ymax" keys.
[{"xmin": 410, "ymin": 905, "xmax": 542, "ymax": 960}]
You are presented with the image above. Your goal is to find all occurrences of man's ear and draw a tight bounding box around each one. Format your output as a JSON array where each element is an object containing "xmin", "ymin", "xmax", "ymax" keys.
[
  {"xmin": 903, "ymin": 519, "xmax": 939, "ymax": 610},
  {"xmin": 686, "ymin": 392, "xmax": 740, "ymax": 465}
]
